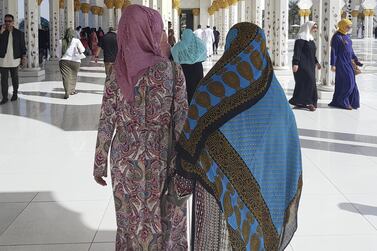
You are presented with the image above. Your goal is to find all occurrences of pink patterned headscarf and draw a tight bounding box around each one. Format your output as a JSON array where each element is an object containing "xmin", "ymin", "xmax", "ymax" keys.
[
  {"xmin": 160, "ymin": 30, "xmax": 172, "ymax": 59},
  {"xmin": 115, "ymin": 5, "xmax": 165, "ymax": 102}
]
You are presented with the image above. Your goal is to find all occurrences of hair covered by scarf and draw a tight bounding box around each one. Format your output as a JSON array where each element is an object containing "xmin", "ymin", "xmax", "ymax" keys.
[
  {"xmin": 338, "ymin": 19, "xmax": 352, "ymax": 35},
  {"xmin": 171, "ymin": 29, "xmax": 207, "ymax": 65},
  {"xmin": 115, "ymin": 4, "xmax": 165, "ymax": 102},
  {"xmin": 62, "ymin": 28, "xmax": 76, "ymax": 55},
  {"xmin": 296, "ymin": 21, "xmax": 317, "ymax": 41}
]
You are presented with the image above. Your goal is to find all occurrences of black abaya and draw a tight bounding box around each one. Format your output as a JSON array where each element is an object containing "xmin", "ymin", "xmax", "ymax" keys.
[
  {"xmin": 181, "ymin": 62, "xmax": 204, "ymax": 103},
  {"xmin": 290, "ymin": 39, "xmax": 318, "ymax": 107}
]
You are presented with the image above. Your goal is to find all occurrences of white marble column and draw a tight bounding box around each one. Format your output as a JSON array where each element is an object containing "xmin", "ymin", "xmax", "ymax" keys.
[
  {"xmin": 264, "ymin": 0, "xmax": 275, "ymax": 62},
  {"xmin": 49, "ymin": 0, "xmax": 60, "ymax": 60},
  {"xmin": 193, "ymin": 9, "xmax": 200, "ymax": 30},
  {"xmin": 74, "ymin": 0, "xmax": 81, "ymax": 27},
  {"xmin": 150, "ymin": 0, "xmax": 158, "ymax": 9},
  {"xmin": 221, "ymin": 7, "xmax": 229, "ymax": 48},
  {"xmin": 99, "ymin": 8, "xmax": 103, "ymax": 28},
  {"xmin": 38, "ymin": 2, "xmax": 42, "ymax": 29},
  {"xmin": 273, "ymin": 0, "xmax": 289, "ymax": 68},
  {"xmin": 114, "ymin": 8, "xmax": 122, "ymax": 29},
  {"xmin": 59, "ymin": 1, "xmax": 65, "ymax": 37},
  {"xmin": 319, "ymin": 0, "xmax": 342, "ymax": 89},
  {"xmin": 158, "ymin": 0, "xmax": 172, "ymax": 31},
  {"xmin": 24, "ymin": 0, "xmax": 40, "ymax": 68},
  {"xmin": 132, "ymin": 0, "xmax": 149, "ymax": 5},
  {"xmin": 229, "ymin": 2, "xmax": 238, "ymax": 28},
  {"xmin": 65, "ymin": 0, "xmax": 75, "ymax": 29},
  {"xmin": 351, "ymin": 9, "xmax": 359, "ymax": 38},
  {"xmin": 248, "ymin": 0, "xmax": 263, "ymax": 27},
  {"xmin": 81, "ymin": 2, "xmax": 90, "ymax": 27},
  {"xmin": 361, "ymin": 1, "xmax": 376, "ymax": 39},
  {"xmin": 172, "ymin": 8, "xmax": 179, "ymax": 39},
  {"xmin": 200, "ymin": 0, "xmax": 210, "ymax": 27},
  {"xmin": 105, "ymin": 0, "xmax": 115, "ymax": 28},
  {"xmin": 312, "ymin": 0, "xmax": 323, "ymax": 84},
  {"xmin": 3, "ymin": 0, "xmax": 19, "ymax": 28},
  {"xmin": 238, "ymin": 0, "xmax": 245, "ymax": 22}
]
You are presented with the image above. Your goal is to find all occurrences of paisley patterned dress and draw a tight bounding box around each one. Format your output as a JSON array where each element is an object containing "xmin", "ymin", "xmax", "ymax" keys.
[{"xmin": 94, "ymin": 60, "xmax": 189, "ymax": 250}]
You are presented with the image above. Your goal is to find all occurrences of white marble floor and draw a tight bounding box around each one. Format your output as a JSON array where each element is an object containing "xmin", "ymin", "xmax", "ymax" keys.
[{"xmin": 1, "ymin": 40, "xmax": 377, "ymax": 251}]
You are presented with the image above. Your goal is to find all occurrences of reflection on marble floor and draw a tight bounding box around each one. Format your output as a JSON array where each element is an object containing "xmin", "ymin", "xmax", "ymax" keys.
[{"xmin": 1, "ymin": 40, "xmax": 377, "ymax": 251}]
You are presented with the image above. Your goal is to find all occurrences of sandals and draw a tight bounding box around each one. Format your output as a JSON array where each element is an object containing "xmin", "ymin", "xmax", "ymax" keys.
[{"xmin": 70, "ymin": 91, "xmax": 78, "ymax": 95}]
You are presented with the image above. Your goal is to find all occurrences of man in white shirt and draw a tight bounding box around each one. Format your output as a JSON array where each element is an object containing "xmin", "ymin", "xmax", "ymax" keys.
[
  {"xmin": 0, "ymin": 14, "xmax": 26, "ymax": 104},
  {"xmin": 193, "ymin": 25, "xmax": 204, "ymax": 41},
  {"xmin": 203, "ymin": 26, "xmax": 215, "ymax": 57}
]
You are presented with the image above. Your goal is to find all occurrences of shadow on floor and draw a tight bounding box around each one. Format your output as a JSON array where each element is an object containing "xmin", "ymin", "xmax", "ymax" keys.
[
  {"xmin": 0, "ymin": 192, "xmax": 115, "ymax": 250},
  {"xmin": 338, "ymin": 202, "xmax": 377, "ymax": 216}
]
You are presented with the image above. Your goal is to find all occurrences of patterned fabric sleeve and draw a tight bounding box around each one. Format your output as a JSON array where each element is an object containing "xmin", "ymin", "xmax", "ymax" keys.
[
  {"xmin": 172, "ymin": 63, "xmax": 189, "ymax": 138},
  {"xmin": 172, "ymin": 63, "xmax": 193, "ymax": 197},
  {"xmin": 93, "ymin": 77, "xmax": 119, "ymax": 177}
]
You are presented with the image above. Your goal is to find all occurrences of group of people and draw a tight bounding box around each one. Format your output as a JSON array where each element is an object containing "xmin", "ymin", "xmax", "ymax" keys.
[
  {"xmin": 193, "ymin": 25, "xmax": 220, "ymax": 57},
  {"xmin": 93, "ymin": 4, "xmax": 302, "ymax": 251},
  {"xmin": 290, "ymin": 19, "xmax": 362, "ymax": 111},
  {"xmin": 76, "ymin": 26, "xmax": 105, "ymax": 59}
]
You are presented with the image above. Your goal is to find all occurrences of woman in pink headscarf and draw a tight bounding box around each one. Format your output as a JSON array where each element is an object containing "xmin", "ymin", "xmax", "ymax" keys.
[{"xmin": 93, "ymin": 4, "xmax": 190, "ymax": 251}]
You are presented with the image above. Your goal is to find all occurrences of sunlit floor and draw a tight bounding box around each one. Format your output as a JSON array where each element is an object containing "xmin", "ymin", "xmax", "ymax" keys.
[{"xmin": 1, "ymin": 39, "xmax": 377, "ymax": 251}]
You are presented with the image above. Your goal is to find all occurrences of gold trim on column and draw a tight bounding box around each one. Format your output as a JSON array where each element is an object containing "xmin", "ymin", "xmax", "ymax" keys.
[
  {"xmin": 74, "ymin": 0, "xmax": 81, "ymax": 12},
  {"xmin": 173, "ymin": 0, "xmax": 180, "ymax": 10},
  {"xmin": 351, "ymin": 10, "xmax": 359, "ymax": 17},
  {"xmin": 304, "ymin": 9, "xmax": 311, "ymax": 17},
  {"xmin": 91, "ymin": 6, "xmax": 101, "ymax": 15},
  {"xmin": 37, "ymin": 0, "xmax": 43, "ymax": 6},
  {"xmin": 363, "ymin": 9, "xmax": 375, "ymax": 17},
  {"xmin": 299, "ymin": 9, "xmax": 310, "ymax": 17},
  {"xmin": 59, "ymin": 0, "xmax": 65, "ymax": 9},
  {"xmin": 99, "ymin": 7, "xmax": 104, "ymax": 16},
  {"xmin": 104, "ymin": 0, "xmax": 114, "ymax": 9},
  {"xmin": 227, "ymin": 0, "xmax": 238, "ymax": 6},
  {"xmin": 219, "ymin": 0, "xmax": 229, "ymax": 9},
  {"xmin": 122, "ymin": 0, "xmax": 131, "ymax": 10},
  {"xmin": 114, "ymin": 0, "xmax": 125, "ymax": 9},
  {"xmin": 80, "ymin": 3, "xmax": 90, "ymax": 13},
  {"xmin": 192, "ymin": 8, "xmax": 200, "ymax": 16},
  {"xmin": 208, "ymin": 6, "xmax": 215, "ymax": 15}
]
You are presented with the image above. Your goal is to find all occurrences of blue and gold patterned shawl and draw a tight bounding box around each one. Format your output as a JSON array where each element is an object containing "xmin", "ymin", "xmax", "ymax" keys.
[{"xmin": 176, "ymin": 23, "xmax": 303, "ymax": 251}]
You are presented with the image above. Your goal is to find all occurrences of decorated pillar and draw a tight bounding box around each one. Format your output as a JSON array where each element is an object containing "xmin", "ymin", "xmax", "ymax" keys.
[
  {"xmin": 65, "ymin": 0, "xmax": 75, "ymax": 29},
  {"xmin": 319, "ymin": 0, "xmax": 342, "ymax": 89},
  {"xmin": 264, "ymin": 0, "xmax": 275, "ymax": 62},
  {"xmin": 99, "ymin": 7, "xmax": 104, "ymax": 28},
  {"xmin": 363, "ymin": 9, "xmax": 375, "ymax": 38},
  {"xmin": 114, "ymin": 0, "xmax": 125, "ymax": 29},
  {"xmin": 351, "ymin": 9, "xmax": 359, "ymax": 38},
  {"xmin": 228, "ymin": 0, "xmax": 238, "ymax": 27},
  {"xmin": 24, "ymin": 0, "xmax": 40, "ymax": 68},
  {"xmin": 49, "ymin": 0, "xmax": 61, "ymax": 60},
  {"xmin": 219, "ymin": 0, "xmax": 229, "ymax": 48},
  {"xmin": 273, "ymin": 0, "xmax": 289, "ymax": 68},
  {"xmin": 59, "ymin": 0, "xmax": 65, "ymax": 37},
  {"xmin": 298, "ymin": 0, "xmax": 313, "ymax": 24},
  {"xmin": 172, "ymin": 0, "xmax": 180, "ymax": 40},
  {"xmin": 37, "ymin": 0, "xmax": 43, "ymax": 29},
  {"xmin": 105, "ymin": 0, "xmax": 115, "ymax": 29},
  {"xmin": 238, "ymin": 0, "xmax": 245, "ymax": 22},
  {"xmin": 312, "ymin": 0, "xmax": 323, "ymax": 84},
  {"xmin": 81, "ymin": 2, "xmax": 90, "ymax": 27},
  {"xmin": 158, "ymin": 0, "xmax": 173, "ymax": 31},
  {"xmin": 150, "ymin": 0, "xmax": 158, "ymax": 9},
  {"xmin": 246, "ymin": 0, "xmax": 262, "ymax": 27},
  {"xmin": 132, "ymin": 0, "xmax": 149, "ymax": 5},
  {"xmin": 74, "ymin": 0, "xmax": 81, "ymax": 28},
  {"xmin": 193, "ymin": 8, "xmax": 200, "ymax": 30},
  {"xmin": 208, "ymin": 5, "xmax": 215, "ymax": 27},
  {"xmin": 91, "ymin": 6, "xmax": 100, "ymax": 29},
  {"xmin": 2, "ymin": 0, "xmax": 19, "ymax": 27}
]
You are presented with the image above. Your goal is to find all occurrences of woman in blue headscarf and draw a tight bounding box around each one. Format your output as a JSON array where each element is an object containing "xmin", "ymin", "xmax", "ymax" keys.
[
  {"xmin": 175, "ymin": 23, "xmax": 303, "ymax": 251},
  {"xmin": 172, "ymin": 29, "xmax": 207, "ymax": 102}
]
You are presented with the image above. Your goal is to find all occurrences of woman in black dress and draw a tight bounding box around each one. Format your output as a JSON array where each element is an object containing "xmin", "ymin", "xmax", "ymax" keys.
[
  {"xmin": 171, "ymin": 29, "xmax": 207, "ymax": 103},
  {"xmin": 290, "ymin": 21, "xmax": 321, "ymax": 111}
]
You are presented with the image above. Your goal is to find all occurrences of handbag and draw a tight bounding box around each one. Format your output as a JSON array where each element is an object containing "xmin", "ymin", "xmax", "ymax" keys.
[{"xmin": 161, "ymin": 61, "xmax": 191, "ymax": 207}]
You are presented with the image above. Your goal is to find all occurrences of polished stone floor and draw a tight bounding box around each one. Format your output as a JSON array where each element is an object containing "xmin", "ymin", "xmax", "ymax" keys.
[{"xmin": 1, "ymin": 39, "xmax": 377, "ymax": 251}]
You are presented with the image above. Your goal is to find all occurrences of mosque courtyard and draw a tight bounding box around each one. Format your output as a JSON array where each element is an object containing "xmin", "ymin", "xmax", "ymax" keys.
[{"xmin": 0, "ymin": 39, "xmax": 377, "ymax": 251}]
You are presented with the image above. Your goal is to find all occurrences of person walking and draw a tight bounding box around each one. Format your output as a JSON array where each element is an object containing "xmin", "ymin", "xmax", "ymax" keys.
[
  {"xmin": 96, "ymin": 27, "xmax": 117, "ymax": 81},
  {"xmin": 0, "ymin": 14, "xmax": 26, "ymax": 105},
  {"xmin": 213, "ymin": 26, "xmax": 220, "ymax": 55},
  {"xmin": 329, "ymin": 19, "xmax": 363, "ymax": 110},
  {"xmin": 57, "ymin": 28, "xmax": 86, "ymax": 99},
  {"xmin": 290, "ymin": 21, "xmax": 321, "ymax": 111},
  {"xmin": 93, "ymin": 5, "xmax": 190, "ymax": 250},
  {"xmin": 193, "ymin": 25, "xmax": 204, "ymax": 41},
  {"xmin": 171, "ymin": 29, "xmax": 207, "ymax": 103},
  {"xmin": 203, "ymin": 25, "xmax": 215, "ymax": 57},
  {"xmin": 176, "ymin": 22, "xmax": 302, "ymax": 251},
  {"xmin": 89, "ymin": 28, "xmax": 99, "ymax": 59}
]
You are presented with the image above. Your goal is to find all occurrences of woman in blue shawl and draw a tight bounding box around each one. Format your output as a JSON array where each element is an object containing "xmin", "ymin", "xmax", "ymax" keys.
[
  {"xmin": 172, "ymin": 29, "xmax": 207, "ymax": 102},
  {"xmin": 175, "ymin": 23, "xmax": 302, "ymax": 251}
]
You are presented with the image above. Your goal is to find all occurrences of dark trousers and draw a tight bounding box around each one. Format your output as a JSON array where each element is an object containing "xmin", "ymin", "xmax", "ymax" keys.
[
  {"xmin": 213, "ymin": 41, "xmax": 219, "ymax": 54},
  {"xmin": 0, "ymin": 67, "xmax": 19, "ymax": 100}
]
